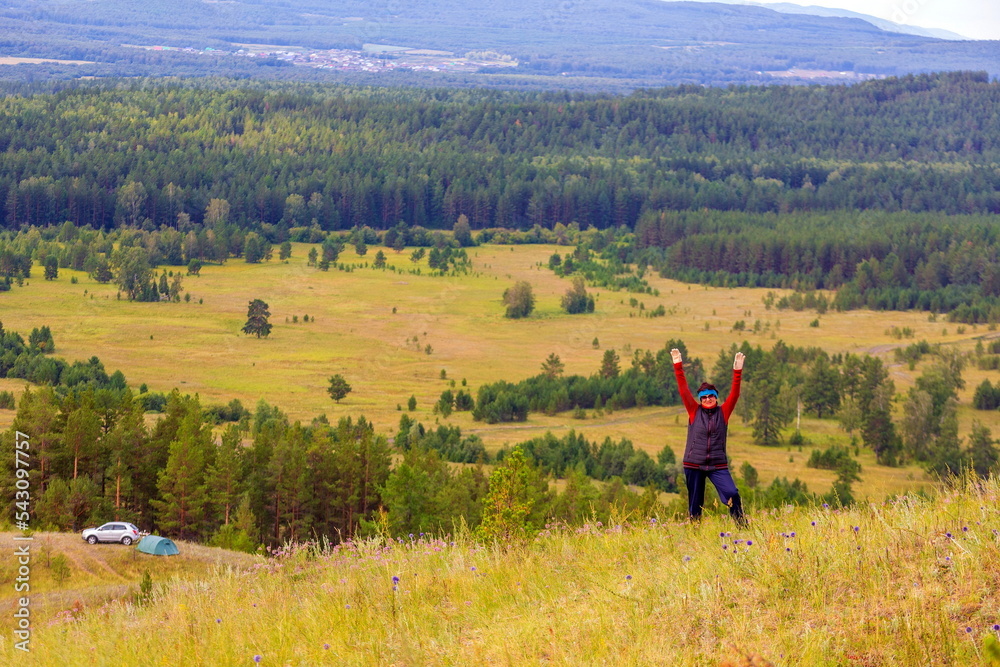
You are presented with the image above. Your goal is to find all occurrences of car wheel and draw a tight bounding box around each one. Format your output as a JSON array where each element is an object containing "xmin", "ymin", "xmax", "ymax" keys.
[
  {"xmin": 121, "ymin": 536, "xmax": 133, "ymax": 546},
  {"xmin": 87, "ymin": 536, "xmax": 98, "ymax": 544}
]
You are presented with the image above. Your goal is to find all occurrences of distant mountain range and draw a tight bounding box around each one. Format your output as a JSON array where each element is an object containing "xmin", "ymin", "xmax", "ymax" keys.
[
  {"xmin": 0, "ymin": 0, "xmax": 995, "ymax": 89},
  {"xmin": 746, "ymin": 2, "xmax": 968, "ymax": 40}
]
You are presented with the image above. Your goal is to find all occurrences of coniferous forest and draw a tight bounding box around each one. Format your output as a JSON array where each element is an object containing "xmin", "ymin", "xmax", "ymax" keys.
[{"xmin": 2, "ymin": 72, "xmax": 999, "ymax": 235}]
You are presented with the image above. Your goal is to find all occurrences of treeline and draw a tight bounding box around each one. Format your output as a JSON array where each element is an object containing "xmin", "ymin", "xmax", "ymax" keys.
[
  {"xmin": 719, "ymin": 339, "xmax": 998, "ymax": 478},
  {"xmin": 1, "ymin": 73, "xmax": 999, "ymax": 235},
  {"xmin": 496, "ymin": 431, "xmax": 679, "ymax": 493},
  {"xmin": 4, "ymin": 386, "xmax": 393, "ymax": 550},
  {"xmin": 472, "ymin": 340, "xmax": 698, "ymax": 423},
  {"xmin": 0, "ymin": 219, "xmax": 478, "ymax": 304},
  {"xmin": 633, "ymin": 210, "xmax": 1000, "ymax": 322},
  {"xmin": 1, "ymin": 384, "xmax": 676, "ymax": 548},
  {"xmin": 0, "ymin": 321, "xmax": 127, "ymax": 392}
]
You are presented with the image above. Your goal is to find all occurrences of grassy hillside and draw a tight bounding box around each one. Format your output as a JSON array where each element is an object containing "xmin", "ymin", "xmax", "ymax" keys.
[
  {"xmin": 2, "ymin": 477, "xmax": 998, "ymax": 665},
  {"xmin": 0, "ymin": 531, "xmax": 259, "ymax": 620},
  {"xmin": 3, "ymin": 242, "xmax": 996, "ymax": 498}
]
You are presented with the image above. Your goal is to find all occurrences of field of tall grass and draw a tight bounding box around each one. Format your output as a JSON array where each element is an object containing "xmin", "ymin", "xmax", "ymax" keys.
[{"xmin": 3, "ymin": 476, "xmax": 998, "ymax": 665}]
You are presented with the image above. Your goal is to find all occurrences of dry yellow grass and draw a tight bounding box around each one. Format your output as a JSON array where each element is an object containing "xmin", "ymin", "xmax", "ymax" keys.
[{"xmin": 3, "ymin": 477, "xmax": 999, "ymax": 665}]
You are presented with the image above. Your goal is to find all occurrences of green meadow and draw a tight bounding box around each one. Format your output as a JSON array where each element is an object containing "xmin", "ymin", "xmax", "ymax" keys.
[{"xmin": 3, "ymin": 241, "xmax": 997, "ymax": 499}]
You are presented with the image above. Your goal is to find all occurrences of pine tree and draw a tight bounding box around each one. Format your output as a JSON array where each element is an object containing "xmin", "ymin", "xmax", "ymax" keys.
[
  {"xmin": 924, "ymin": 408, "xmax": 964, "ymax": 477},
  {"xmin": 600, "ymin": 349, "xmax": 620, "ymax": 379},
  {"xmin": 328, "ymin": 417, "xmax": 391, "ymax": 539},
  {"xmin": 265, "ymin": 424, "xmax": 311, "ymax": 543},
  {"xmin": 104, "ymin": 394, "xmax": 147, "ymax": 520},
  {"xmin": 540, "ymin": 353, "xmax": 564, "ymax": 379},
  {"xmin": 750, "ymin": 355, "xmax": 792, "ymax": 446},
  {"xmin": 242, "ymin": 299, "xmax": 272, "ymax": 338},
  {"xmin": 801, "ymin": 355, "xmax": 841, "ymax": 418},
  {"xmin": 63, "ymin": 405, "xmax": 101, "ymax": 480},
  {"xmin": 968, "ymin": 421, "xmax": 999, "ymax": 478},
  {"xmin": 381, "ymin": 447, "xmax": 440, "ymax": 535},
  {"xmin": 327, "ymin": 374, "xmax": 352, "ymax": 403},
  {"xmin": 44, "ymin": 256, "xmax": 58, "ymax": 280},
  {"xmin": 153, "ymin": 406, "xmax": 211, "ymax": 540},
  {"xmin": 204, "ymin": 424, "xmax": 245, "ymax": 526},
  {"xmin": 475, "ymin": 447, "xmax": 541, "ymax": 544},
  {"xmin": 9, "ymin": 387, "xmax": 60, "ymax": 492},
  {"xmin": 36, "ymin": 479, "xmax": 73, "ymax": 531}
]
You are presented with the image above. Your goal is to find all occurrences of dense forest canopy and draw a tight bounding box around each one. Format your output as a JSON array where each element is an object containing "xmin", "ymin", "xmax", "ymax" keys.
[{"xmin": 1, "ymin": 72, "xmax": 998, "ymax": 236}]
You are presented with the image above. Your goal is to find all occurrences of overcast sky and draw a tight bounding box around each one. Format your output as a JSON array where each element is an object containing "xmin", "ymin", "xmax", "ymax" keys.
[{"xmin": 688, "ymin": 0, "xmax": 1000, "ymax": 40}]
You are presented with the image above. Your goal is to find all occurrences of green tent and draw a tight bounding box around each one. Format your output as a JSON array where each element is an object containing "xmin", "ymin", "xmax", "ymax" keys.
[{"xmin": 136, "ymin": 535, "xmax": 180, "ymax": 556}]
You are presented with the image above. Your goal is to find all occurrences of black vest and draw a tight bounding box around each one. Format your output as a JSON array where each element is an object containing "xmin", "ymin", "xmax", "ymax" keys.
[{"xmin": 683, "ymin": 406, "xmax": 729, "ymax": 469}]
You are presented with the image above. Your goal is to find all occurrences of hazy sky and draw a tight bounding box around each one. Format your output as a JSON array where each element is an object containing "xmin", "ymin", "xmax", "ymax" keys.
[{"xmin": 692, "ymin": 0, "xmax": 1000, "ymax": 40}]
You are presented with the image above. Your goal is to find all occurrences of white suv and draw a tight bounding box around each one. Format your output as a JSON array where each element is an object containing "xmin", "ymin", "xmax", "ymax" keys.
[{"xmin": 82, "ymin": 522, "xmax": 140, "ymax": 545}]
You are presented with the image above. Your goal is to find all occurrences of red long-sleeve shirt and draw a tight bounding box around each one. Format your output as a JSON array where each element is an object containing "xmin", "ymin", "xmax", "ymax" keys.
[{"xmin": 674, "ymin": 361, "xmax": 742, "ymax": 469}]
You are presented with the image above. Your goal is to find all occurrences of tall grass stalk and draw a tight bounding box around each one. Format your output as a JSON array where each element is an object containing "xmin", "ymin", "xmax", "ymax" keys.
[{"xmin": 8, "ymin": 476, "xmax": 1000, "ymax": 665}]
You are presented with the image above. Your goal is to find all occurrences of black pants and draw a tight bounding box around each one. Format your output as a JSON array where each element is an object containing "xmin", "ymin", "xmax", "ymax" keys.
[{"xmin": 684, "ymin": 468, "xmax": 746, "ymax": 525}]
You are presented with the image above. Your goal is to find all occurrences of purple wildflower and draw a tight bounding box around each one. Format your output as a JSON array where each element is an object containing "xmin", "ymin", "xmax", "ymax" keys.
[
  {"xmin": 626, "ymin": 575, "xmax": 632, "ymax": 580},
  {"xmin": 216, "ymin": 619, "xmax": 222, "ymax": 624},
  {"xmin": 746, "ymin": 540, "xmax": 753, "ymax": 546},
  {"xmin": 966, "ymin": 626, "xmax": 973, "ymax": 633},
  {"xmin": 253, "ymin": 656, "xmax": 262, "ymax": 664},
  {"xmin": 324, "ymin": 644, "xmax": 330, "ymax": 650},
  {"xmin": 993, "ymin": 624, "xmax": 1000, "ymax": 631}
]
